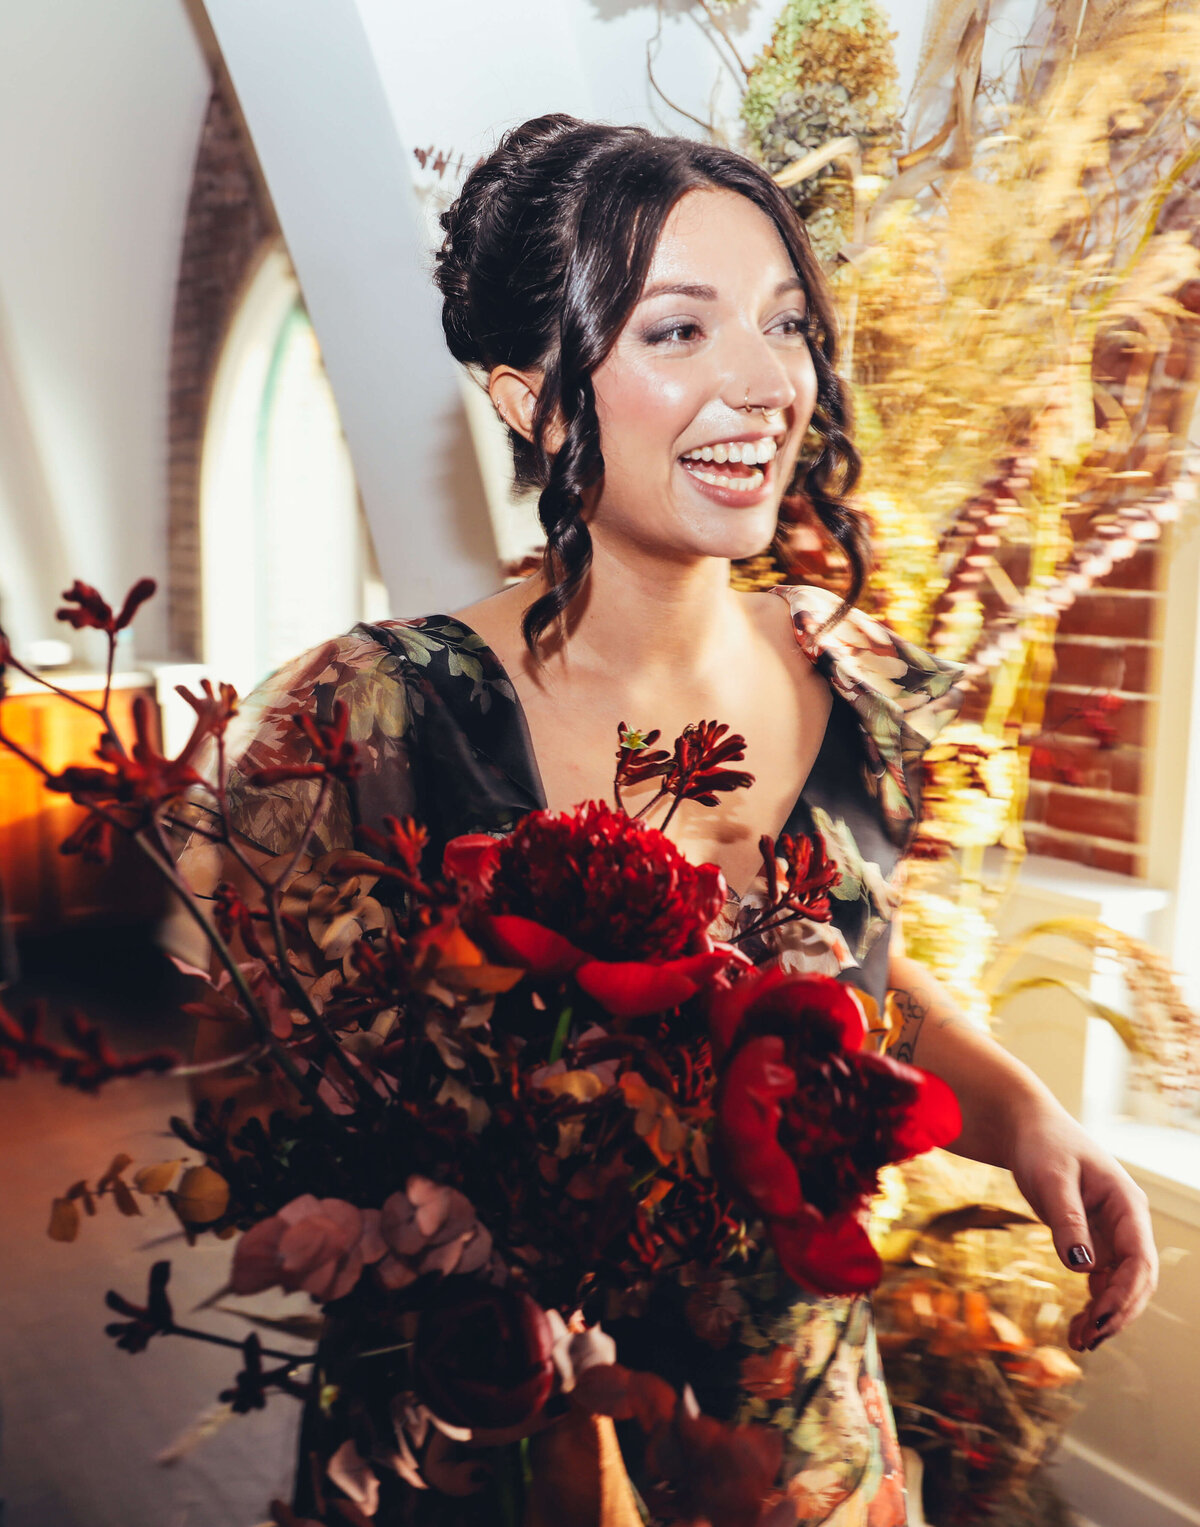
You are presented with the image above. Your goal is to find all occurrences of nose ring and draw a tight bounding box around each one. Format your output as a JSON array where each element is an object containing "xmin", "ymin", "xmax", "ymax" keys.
[{"xmin": 743, "ymin": 387, "xmax": 775, "ymax": 420}]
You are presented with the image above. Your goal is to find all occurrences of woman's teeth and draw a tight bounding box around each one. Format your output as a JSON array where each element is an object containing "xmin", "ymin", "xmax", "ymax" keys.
[
  {"xmin": 681, "ymin": 439, "xmax": 778, "ymax": 466},
  {"xmin": 678, "ymin": 437, "xmax": 776, "ymax": 492},
  {"xmin": 686, "ymin": 466, "xmax": 765, "ymax": 491}
]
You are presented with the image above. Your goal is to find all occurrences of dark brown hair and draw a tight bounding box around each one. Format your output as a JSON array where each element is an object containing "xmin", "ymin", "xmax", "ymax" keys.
[{"xmin": 433, "ymin": 114, "xmax": 869, "ymax": 654}]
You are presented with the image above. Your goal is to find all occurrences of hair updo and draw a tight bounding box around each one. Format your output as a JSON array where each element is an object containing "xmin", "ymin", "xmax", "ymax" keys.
[{"xmin": 434, "ymin": 114, "xmax": 868, "ymax": 655}]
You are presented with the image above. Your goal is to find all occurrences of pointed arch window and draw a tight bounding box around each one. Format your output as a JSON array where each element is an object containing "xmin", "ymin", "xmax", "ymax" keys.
[{"xmin": 200, "ymin": 244, "xmax": 388, "ymax": 697}]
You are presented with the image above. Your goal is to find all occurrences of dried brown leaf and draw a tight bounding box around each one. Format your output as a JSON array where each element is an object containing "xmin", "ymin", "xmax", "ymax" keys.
[
  {"xmin": 97, "ymin": 1152, "xmax": 134, "ymax": 1189},
  {"xmin": 111, "ymin": 1179, "xmax": 142, "ymax": 1217},
  {"xmin": 173, "ymin": 1165, "xmax": 230, "ymax": 1226},
  {"xmin": 48, "ymin": 1196, "xmax": 80, "ymax": 1242},
  {"xmin": 133, "ymin": 1160, "xmax": 184, "ymax": 1195},
  {"xmin": 920, "ymin": 1203, "xmax": 1038, "ymax": 1241}
]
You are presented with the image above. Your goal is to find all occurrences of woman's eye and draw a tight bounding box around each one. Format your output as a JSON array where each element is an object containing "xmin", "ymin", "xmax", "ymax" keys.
[
  {"xmin": 774, "ymin": 314, "xmax": 813, "ymax": 338},
  {"xmin": 645, "ymin": 321, "xmax": 703, "ymax": 345}
]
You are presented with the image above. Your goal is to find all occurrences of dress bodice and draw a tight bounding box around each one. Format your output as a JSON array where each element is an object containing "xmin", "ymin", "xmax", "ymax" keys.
[{"xmin": 218, "ymin": 583, "xmax": 964, "ymax": 1016}]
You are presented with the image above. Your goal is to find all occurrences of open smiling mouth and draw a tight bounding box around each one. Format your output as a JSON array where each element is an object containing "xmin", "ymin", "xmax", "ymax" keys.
[{"xmin": 677, "ymin": 436, "xmax": 780, "ymax": 502}]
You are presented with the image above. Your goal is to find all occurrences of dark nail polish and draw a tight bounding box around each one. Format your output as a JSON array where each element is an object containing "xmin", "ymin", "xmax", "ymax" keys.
[
  {"xmin": 1087, "ymin": 1332, "xmax": 1112, "ymax": 1352},
  {"xmin": 1094, "ymin": 1312, "xmax": 1111, "ymax": 1329},
  {"xmin": 1068, "ymin": 1244, "xmax": 1094, "ymax": 1269}
]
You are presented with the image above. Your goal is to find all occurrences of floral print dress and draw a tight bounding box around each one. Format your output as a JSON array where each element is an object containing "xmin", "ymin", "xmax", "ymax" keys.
[{"xmin": 204, "ymin": 583, "xmax": 964, "ymax": 1527}]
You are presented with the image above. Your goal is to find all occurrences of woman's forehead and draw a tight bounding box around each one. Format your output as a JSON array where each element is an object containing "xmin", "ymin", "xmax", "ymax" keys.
[{"xmin": 643, "ymin": 187, "xmax": 802, "ymax": 293}]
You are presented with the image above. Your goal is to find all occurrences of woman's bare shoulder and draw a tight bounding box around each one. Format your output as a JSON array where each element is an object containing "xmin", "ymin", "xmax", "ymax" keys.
[{"xmin": 449, "ymin": 580, "xmax": 540, "ymax": 669}]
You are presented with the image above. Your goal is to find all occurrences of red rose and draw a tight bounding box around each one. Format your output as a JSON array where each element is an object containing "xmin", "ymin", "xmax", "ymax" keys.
[
  {"xmin": 444, "ymin": 801, "xmax": 746, "ymax": 1018},
  {"xmin": 713, "ymin": 971, "xmax": 960, "ymax": 1293},
  {"xmin": 411, "ymin": 1278, "xmax": 556, "ymax": 1431}
]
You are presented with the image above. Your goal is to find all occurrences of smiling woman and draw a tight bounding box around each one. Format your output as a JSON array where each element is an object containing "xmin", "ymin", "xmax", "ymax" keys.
[
  {"xmin": 432, "ymin": 116, "xmax": 868, "ymax": 659},
  {"xmin": 186, "ymin": 114, "xmax": 1158, "ymax": 1527}
]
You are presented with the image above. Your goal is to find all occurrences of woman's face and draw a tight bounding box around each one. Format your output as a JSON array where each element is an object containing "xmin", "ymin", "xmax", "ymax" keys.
[{"xmin": 586, "ymin": 187, "xmax": 820, "ymax": 564}]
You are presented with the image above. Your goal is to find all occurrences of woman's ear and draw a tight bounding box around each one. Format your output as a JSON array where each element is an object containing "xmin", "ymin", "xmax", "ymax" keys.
[
  {"xmin": 488, "ymin": 366, "xmax": 540, "ymax": 443},
  {"xmin": 487, "ymin": 366, "xmax": 566, "ymax": 453}
]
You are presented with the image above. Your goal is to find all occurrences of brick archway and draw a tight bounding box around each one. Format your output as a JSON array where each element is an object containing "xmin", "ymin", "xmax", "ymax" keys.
[{"xmin": 166, "ymin": 80, "xmax": 277, "ymax": 662}]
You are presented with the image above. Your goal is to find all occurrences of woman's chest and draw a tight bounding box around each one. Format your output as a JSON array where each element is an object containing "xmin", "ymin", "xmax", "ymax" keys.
[{"xmin": 517, "ymin": 660, "xmax": 833, "ymax": 899}]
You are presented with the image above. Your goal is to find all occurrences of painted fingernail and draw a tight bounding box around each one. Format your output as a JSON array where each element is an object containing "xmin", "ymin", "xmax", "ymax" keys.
[
  {"xmin": 1094, "ymin": 1312, "xmax": 1111, "ymax": 1329},
  {"xmin": 1068, "ymin": 1244, "xmax": 1094, "ymax": 1269},
  {"xmin": 1087, "ymin": 1333, "xmax": 1112, "ymax": 1351}
]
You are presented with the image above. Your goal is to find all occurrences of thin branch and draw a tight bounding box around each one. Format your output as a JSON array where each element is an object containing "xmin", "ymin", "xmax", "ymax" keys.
[
  {"xmin": 0, "ymin": 723, "xmax": 54, "ymax": 780},
  {"xmin": 169, "ymin": 1045, "xmax": 272, "ymax": 1079},
  {"xmin": 694, "ymin": 0, "xmax": 751, "ymax": 79},
  {"xmin": 132, "ymin": 828, "xmax": 329, "ymax": 1115},
  {"xmin": 165, "ymin": 1320, "xmax": 308, "ymax": 1364},
  {"xmin": 647, "ymin": 1, "xmax": 715, "ymax": 136},
  {"xmin": 182, "ymin": 762, "xmax": 382, "ymax": 1113},
  {"xmin": 99, "ymin": 628, "xmax": 117, "ymax": 735},
  {"xmin": 0, "ymin": 654, "xmax": 110, "ymax": 722}
]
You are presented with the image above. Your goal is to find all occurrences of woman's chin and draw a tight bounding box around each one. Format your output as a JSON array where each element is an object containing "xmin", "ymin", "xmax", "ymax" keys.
[{"xmin": 697, "ymin": 514, "xmax": 781, "ymax": 565}]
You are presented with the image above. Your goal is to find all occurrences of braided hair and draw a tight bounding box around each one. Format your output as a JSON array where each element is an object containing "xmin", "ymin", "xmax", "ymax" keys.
[{"xmin": 433, "ymin": 114, "xmax": 869, "ymax": 656}]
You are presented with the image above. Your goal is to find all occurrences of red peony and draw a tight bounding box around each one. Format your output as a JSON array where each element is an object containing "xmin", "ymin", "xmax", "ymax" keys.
[
  {"xmin": 444, "ymin": 800, "xmax": 744, "ymax": 1018},
  {"xmin": 411, "ymin": 1278, "xmax": 556, "ymax": 1430},
  {"xmin": 712, "ymin": 969, "xmax": 961, "ymax": 1293}
]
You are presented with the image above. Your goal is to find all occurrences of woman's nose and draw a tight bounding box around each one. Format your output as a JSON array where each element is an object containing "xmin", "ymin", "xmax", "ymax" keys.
[{"xmin": 721, "ymin": 334, "xmax": 798, "ymax": 416}]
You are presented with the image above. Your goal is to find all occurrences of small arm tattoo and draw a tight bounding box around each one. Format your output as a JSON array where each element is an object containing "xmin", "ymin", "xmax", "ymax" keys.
[{"xmin": 889, "ymin": 987, "xmax": 930, "ymax": 1064}]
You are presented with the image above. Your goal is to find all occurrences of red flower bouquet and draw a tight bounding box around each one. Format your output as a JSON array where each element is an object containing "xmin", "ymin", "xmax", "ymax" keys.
[{"xmin": 0, "ymin": 579, "xmax": 960, "ymax": 1527}]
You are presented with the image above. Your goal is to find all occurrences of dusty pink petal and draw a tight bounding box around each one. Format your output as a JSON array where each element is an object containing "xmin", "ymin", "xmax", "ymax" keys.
[
  {"xmin": 279, "ymin": 1218, "xmax": 340, "ymax": 1280},
  {"xmin": 278, "ymin": 1193, "xmax": 322, "ymax": 1227},
  {"xmin": 327, "ymin": 1439, "xmax": 380, "ymax": 1516},
  {"xmin": 424, "ymin": 1187, "xmax": 476, "ymax": 1245},
  {"xmin": 230, "ymin": 1216, "xmax": 287, "ymax": 1294},
  {"xmin": 412, "ymin": 1183, "xmax": 458, "ymax": 1240},
  {"xmin": 380, "ymin": 1193, "xmax": 424, "ymax": 1255},
  {"xmin": 325, "ymin": 1245, "xmax": 365, "ymax": 1302},
  {"xmin": 359, "ymin": 1208, "xmax": 386, "ymax": 1264},
  {"xmin": 376, "ymin": 1253, "xmax": 418, "ymax": 1291},
  {"xmin": 420, "ymin": 1232, "xmax": 474, "ymax": 1276},
  {"xmin": 388, "ymin": 1429, "xmax": 427, "ymax": 1492},
  {"xmin": 455, "ymin": 1225, "xmax": 493, "ymax": 1275},
  {"xmin": 569, "ymin": 1325, "xmax": 617, "ymax": 1378},
  {"xmin": 315, "ymin": 1198, "xmax": 364, "ymax": 1247},
  {"xmin": 300, "ymin": 1254, "xmax": 339, "ymax": 1302}
]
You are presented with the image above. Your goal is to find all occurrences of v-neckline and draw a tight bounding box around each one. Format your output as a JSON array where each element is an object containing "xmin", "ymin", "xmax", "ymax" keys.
[{"xmin": 426, "ymin": 593, "xmax": 839, "ymax": 904}]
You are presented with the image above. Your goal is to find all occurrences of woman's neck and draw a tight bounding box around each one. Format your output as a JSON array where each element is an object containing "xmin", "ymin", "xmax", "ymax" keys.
[{"xmin": 530, "ymin": 535, "xmax": 753, "ymax": 686}]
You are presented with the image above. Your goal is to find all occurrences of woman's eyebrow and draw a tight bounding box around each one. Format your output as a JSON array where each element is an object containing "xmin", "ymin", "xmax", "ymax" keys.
[
  {"xmin": 638, "ymin": 277, "xmax": 807, "ymax": 304},
  {"xmin": 639, "ymin": 281, "xmax": 718, "ymax": 303}
]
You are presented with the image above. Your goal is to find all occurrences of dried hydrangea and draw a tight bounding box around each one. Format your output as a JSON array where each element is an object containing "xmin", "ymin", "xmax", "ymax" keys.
[{"xmin": 742, "ymin": 0, "xmax": 902, "ymax": 264}]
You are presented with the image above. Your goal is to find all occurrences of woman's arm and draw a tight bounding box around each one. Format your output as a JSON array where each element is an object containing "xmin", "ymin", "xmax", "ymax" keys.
[{"xmin": 887, "ymin": 949, "xmax": 1159, "ymax": 1354}]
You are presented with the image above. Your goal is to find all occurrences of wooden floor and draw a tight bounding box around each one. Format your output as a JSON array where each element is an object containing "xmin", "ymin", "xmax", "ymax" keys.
[{"xmin": 0, "ymin": 928, "xmax": 303, "ymax": 1527}]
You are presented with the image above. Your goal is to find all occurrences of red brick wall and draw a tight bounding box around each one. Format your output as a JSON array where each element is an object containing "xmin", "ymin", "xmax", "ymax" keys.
[
  {"xmin": 1023, "ymin": 548, "xmax": 1160, "ymax": 877},
  {"xmin": 166, "ymin": 80, "xmax": 277, "ymax": 661}
]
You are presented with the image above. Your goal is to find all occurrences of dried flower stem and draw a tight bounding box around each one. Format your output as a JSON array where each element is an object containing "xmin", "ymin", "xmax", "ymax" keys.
[{"xmin": 132, "ymin": 827, "xmax": 329, "ymax": 1115}]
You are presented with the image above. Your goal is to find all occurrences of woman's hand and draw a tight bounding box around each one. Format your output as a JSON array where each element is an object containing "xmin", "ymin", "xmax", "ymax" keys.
[
  {"xmin": 1008, "ymin": 1111, "xmax": 1158, "ymax": 1352},
  {"xmin": 887, "ymin": 952, "xmax": 1159, "ymax": 1349}
]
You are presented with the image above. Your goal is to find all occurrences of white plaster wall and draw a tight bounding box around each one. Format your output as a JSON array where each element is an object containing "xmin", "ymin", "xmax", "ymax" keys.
[
  {"xmin": 0, "ymin": 1, "xmax": 209, "ymax": 663},
  {"xmin": 359, "ymin": 0, "xmax": 934, "ymax": 207}
]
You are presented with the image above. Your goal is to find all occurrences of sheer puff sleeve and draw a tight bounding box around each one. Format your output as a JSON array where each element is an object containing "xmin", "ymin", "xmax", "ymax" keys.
[{"xmin": 172, "ymin": 628, "xmax": 415, "ymax": 946}]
